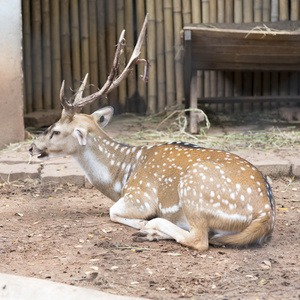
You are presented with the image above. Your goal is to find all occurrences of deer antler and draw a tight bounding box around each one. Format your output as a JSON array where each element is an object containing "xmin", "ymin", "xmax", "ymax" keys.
[{"xmin": 60, "ymin": 14, "xmax": 148, "ymax": 115}]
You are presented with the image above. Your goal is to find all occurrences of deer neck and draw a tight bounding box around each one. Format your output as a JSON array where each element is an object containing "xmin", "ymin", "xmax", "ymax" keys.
[{"xmin": 72, "ymin": 129, "xmax": 143, "ymax": 202}]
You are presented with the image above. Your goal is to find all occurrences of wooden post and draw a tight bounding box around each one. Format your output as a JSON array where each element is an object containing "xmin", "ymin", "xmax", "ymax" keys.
[
  {"xmin": 279, "ymin": 0, "xmax": 289, "ymax": 105},
  {"xmin": 279, "ymin": 0, "xmax": 289, "ymax": 20},
  {"xmin": 271, "ymin": 0, "xmax": 279, "ymax": 109},
  {"xmin": 262, "ymin": 0, "xmax": 271, "ymax": 21},
  {"xmin": 60, "ymin": 0, "xmax": 73, "ymax": 100},
  {"xmin": 254, "ymin": 0, "xmax": 263, "ymax": 21},
  {"xmin": 116, "ymin": 0, "xmax": 127, "ymax": 112},
  {"xmin": 234, "ymin": 0, "xmax": 243, "ymax": 112},
  {"xmin": 271, "ymin": 0, "xmax": 279, "ymax": 21},
  {"xmin": 51, "ymin": 0, "xmax": 61, "ymax": 109},
  {"xmin": 22, "ymin": 0, "xmax": 33, "ymax": 113},
  {"xmin": 262, "ymin": 0, "xmax": 272, "ymax": 111},
  {"xmin": 234, "ymin": 0, "xmax": 243, "ymax": 23},
  {"xmin": 291, "ymin": 0, "xmax": 300, "ymax": 20},
  {"xmin": 42, "ymin": 0, "xmax": 52, "ymax": 110},
  {"xmin": 202, "ymin": 0, "xmax": 211, "ymax": 101},
  {"xmin": 225, "ymin": 0, "xmax": 234, "ymax": 113},
  {"xmin": 96, "ymin": 0, "xmax": 107, "ymax": 95},
  {"xmin": 182, "ymin": 0, "xmax": 192, "ymax": 25},
  {"xmin": 80, "ymin": 0, "xmax": 90, "ymax": 113},
  {"xmin": 125, "ymin": 0, "xmax": 137, "ymax": 111},
  {"xmin": 106, "ymin": 0, "xmax": 118, "ymax": 112},
  {"xmin": 253, "ymin": 0, "xmax": 263, "ymax": 112},
  {"xmin": 88, "ymin": 0, "xmax": 99, "ymax": 112},
  {"xmin": 209, "ymin": 0, "xmax": 217, "ymax": 107},
  {"xmin": 290, "ymin": 0, "xmax": 299, "ymax": 104},
  {"xmin": 174, "ymin": 0, "xmax": 184, "ymax": 106},
  {"xmin": 192, "ymin": 0, "xmax": 203, "ymax": 111},
  {"xmin": 244, "ymin": 0, "xmax": 254, "ymax": 22},
  {"xmin": 182, "ymin": 0, "xmax": 192, "ymax": 111},
  {"xmin": 210, "ymin": 0, "xmax": 217, "ymax": 22},
  {"xmin": 136, "ymin": 0, "xmax": 147, "ymax": 112},
  {"xmin": 189, "ymin": 72, "xmax": 198, "ymax": 133},
  {"xmin": 70, "ymin": 0, "xmax": 81, "ymax": 93},
  {"xmin": 156, "ymin": 0, "xmax": 166, "ymax": 112},
  {"xmin": 217, "ymin": 0, "xmax": 225, "ymax": 112},
  {"xmin": 164, "ymin": 0, "xmax": 176, "ymax": 108},
  {"xmin": 191, "ymin": 0, "xmax": 201, "ymax": 22},
  {"xmin": 32, "ymin": 0, "xmax": 43, "ymax": 111},
  {"xmin": 243, "ymin": 0, "xmax": 254, "ymax": 112},
  {"xmin": 146, "ymin": 0, "xmax": 157, "ymax": 114},
  {"xmin": 225, "ymin": 0, "xmax": 234, "ymax": 22}
]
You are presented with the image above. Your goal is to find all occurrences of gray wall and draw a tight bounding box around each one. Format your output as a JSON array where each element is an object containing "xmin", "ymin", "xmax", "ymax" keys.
[{"xmin": 0, "ymin": 0, "xmax": 24, "ymax": 149}]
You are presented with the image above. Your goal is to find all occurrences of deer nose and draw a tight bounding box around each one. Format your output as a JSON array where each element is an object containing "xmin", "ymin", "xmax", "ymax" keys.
[{"xmin": 29, "ymin": 144, "xmax": 34, "ymax": 156}]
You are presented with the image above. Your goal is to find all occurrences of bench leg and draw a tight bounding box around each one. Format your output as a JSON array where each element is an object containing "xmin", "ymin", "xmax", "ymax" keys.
[{"xmin": 189, "ymin": 72, "xmax": 198, "ymax": 133}]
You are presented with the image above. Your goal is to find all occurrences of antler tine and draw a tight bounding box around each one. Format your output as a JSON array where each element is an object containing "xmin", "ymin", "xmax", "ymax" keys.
[
  {"xmin": 73, "ymin": 73, "xmax": 89, "ymax": 106},
  {"xmin": 128, "ymin": 13, "xmax": 148, "ymax": 65},
  {"xmin": 63, "ymin": 14, "xmax": 148, "ymax": 111},
  {"xmin": 60, "ymin": 80, "xmax": 65, "ymax": 101},
  {"xmin": 106, "ymin": 13, "xmax": 148, "ymax": 93},
  {"xmin": 60, "ymin": 80, "xmax": 74, "ymax": 113},
  {"xmin": 73, "ymin": 29, "xmax": 126, "ymax": 109}
]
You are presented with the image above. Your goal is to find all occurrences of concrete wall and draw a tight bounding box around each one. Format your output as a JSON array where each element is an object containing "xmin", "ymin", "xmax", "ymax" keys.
[{"xmin": 0, "ymin": 0, "xmax": 24, "ymax": 149}]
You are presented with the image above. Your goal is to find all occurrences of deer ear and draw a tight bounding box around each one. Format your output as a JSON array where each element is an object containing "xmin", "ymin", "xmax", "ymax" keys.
[
  {"xmin": 91, "ymin": 106, "xmax": 114, "ymax": 128},
  {"xmin": 73, "ymin": 128, "xmax": 87, "ymax": 146}
]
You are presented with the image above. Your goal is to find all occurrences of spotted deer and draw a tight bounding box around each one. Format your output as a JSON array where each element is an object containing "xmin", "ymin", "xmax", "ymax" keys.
[{"xmin": 29, "ymin": 15, "xmax": 275, "ymax": 251}]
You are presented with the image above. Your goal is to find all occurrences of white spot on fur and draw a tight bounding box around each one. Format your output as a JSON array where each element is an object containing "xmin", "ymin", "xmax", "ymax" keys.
[
  {"xmin": 203, "ymin": 208, "xmax": 247, "ymax": 222},
  {"xmin": 145, "ymin": 202, "xmax": 151, "ymax": 211},
  {"xmin": 113, "ymin": 182, "xmax": 122, "ymax": 193},
  {"xmin": 136, "ymin": 149, "xmax": 143, "ymax": 160},
  {"xmin": 160, "ymin": 204, "xmax": 180, "ymax": 214},
  {"xmin": 247, "ymin": 204, "xmax": 253, "ymax": 212}
]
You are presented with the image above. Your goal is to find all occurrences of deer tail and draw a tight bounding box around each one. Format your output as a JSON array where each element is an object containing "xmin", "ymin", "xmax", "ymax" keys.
[{"xmin": 210, "ymin": 213, "xmax": 275, "ymax": 247}]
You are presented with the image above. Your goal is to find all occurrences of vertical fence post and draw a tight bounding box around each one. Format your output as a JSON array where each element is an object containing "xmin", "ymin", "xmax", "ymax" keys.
[
  {"xmin": 164, "ymin": 0, "xmax": 176, "ymax": 108},
  {"xmin": 31, "ymin": 0, "xmax": 43, "ymax": 111},
  {"xmin": 22, "ymin": 0, "xmax": 33, "ymax": 113},
  {"xmin": 156, "ymin": 0, "xmax": 166, "ymax": 112},
  {"xmin": 146, "ymin": 0, "xmax": 157, "ymax": 114},
  {"xmin": 136, "ymin": 0, "xmax": 147, "ymax": 112},
  {"xmin": 51, "ymin": 0, "xmax": 61, "ymax": 109}
]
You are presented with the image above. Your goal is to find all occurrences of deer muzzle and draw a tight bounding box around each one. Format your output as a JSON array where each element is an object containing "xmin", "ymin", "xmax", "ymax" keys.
[{"xmin": 29, "ymin": 143, "xmax": 48, "ymax": 159}]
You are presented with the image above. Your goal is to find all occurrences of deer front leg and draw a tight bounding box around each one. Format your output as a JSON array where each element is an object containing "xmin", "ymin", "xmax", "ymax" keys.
[
  {"xmin": 110, "ymin": 196, "xmax": 174, "ymax": 240},
  {"xmin": 110, "ymin": 196, "xmax": 154, "ymax": 230}
]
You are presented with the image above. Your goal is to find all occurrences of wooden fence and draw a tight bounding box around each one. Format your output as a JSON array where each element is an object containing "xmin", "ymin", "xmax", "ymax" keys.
[{"xmin": 22, "ymin": 0, "xmax": 300, "ymax": 115}]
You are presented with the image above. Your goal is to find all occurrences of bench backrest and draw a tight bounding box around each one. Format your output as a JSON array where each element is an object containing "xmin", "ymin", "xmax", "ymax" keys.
[{"xmin": 183, "ymin": 23, "xmax": 300, "ymax": 72}]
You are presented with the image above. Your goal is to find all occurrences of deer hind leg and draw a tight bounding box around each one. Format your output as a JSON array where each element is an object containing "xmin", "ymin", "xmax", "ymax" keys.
[{"xmin": 134, "ymin": 217, "xmax": 210, "ymax": 251}]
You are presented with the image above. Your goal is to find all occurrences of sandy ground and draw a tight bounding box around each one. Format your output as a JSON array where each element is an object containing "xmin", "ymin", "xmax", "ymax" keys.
[
  {"xmin": 0, "ymin": 177, "xmax": 299, "ymax": 299},
  {"xmin": 1, "ymin": 113, "xmax": 300, "ymax": 299}
]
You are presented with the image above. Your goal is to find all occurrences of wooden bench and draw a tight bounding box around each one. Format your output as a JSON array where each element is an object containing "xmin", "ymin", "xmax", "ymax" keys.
[{"xmin": 182, "ymin": 21, "xmax": 300, "ymax": 133}]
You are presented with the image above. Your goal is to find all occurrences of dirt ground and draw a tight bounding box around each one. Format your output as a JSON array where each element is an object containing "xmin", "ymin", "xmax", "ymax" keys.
[
  {"xmin": 0, "ymin": 175, "xmax": 299, "ymax": 299},
  {"xmin": 1, "ymin": 112, "xmax": 300, "ymax": 299}
]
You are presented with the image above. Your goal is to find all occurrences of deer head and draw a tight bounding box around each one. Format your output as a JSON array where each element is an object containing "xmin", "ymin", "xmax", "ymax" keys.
[{"xmin": 29, "ymin": 15, "xmax": 148, "ymax": 160}]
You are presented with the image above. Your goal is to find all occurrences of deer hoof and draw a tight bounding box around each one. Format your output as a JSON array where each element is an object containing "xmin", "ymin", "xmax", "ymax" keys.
[
  {"xmin": 132, "ymin": 231, "xmax": 154, "ymax": 242},
  {"xmin": 132, "ymin": 231, "xmax": 147, "ymax": 237},
  {"xmin": 132, "ymin": 229, "xmax": 161, "ymax": 242}
]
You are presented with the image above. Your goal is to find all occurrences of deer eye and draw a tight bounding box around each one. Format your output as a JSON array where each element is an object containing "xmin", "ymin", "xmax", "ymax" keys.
[{"xmin": 50, "ymin": 130, "xmax": 60, "ymax": 139}]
